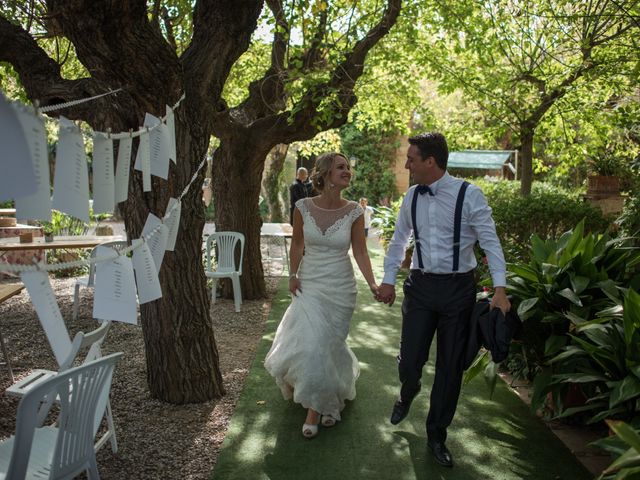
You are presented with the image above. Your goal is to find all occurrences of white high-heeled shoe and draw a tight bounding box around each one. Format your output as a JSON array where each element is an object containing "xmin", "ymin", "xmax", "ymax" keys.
[
  {"xmin": 302, "ymin": 419, "xmax": 320, "ymax": 438},
  {"xmin": 321, "ymin": 414, "xmax": 338, "ymax": 427}
]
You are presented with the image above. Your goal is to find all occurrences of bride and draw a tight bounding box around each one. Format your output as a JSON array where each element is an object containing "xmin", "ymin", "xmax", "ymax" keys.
[{"xmin": 264, "ymin": 152, "xmax": 379, "ymax": 438}]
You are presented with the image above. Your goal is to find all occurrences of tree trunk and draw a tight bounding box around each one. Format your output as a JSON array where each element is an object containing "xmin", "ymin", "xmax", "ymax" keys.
[
  {"xmin": 120, "ymin": 119, "xmax": 224, "ymax": 403},
  {"xmin": 519, "ymin": 128, "xmax": 534, "ymax": 196},
  {"xmin": 212, "ymin": 142, "xmax": 268, "ymax": 300},
  {"xmin": 263, "ymin": 144, "xmax": 289, "ymax": 223}
]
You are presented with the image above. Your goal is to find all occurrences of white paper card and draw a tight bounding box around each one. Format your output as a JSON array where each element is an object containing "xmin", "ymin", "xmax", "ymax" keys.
[
  {"xmin": 150, "ymin": 122, "xmax": 170, "ymax": 179},
  {"xmin": 92, "ymin": 133, "xmax": 115, "ymax": 214},
  {"xmin": 93, "ymin": 246, "xmax": 138, "ymax": 325},
  {"xmin": 132, "ymin": 241, "xmax": 162, "ymax": 304},
  {"xmin": 166, "ymin": 105, "xmax": 177, "ymax": 164},
  {"xmin": 141, "ymin": 213, "xmax": 169, "ymax": 273},
  {"xmin": 163, "ymin": 198, "xmax": 181, "ymax": 251},
  {"xmin": 13, "ymin": 103, "xmax": 51, "ymax": 220},
  {"xmin": 115, "ymin": 137, "xmax": 132, "ymax": 203},
  {"xmin": 135, "ymin": 114, "xmax": 170, "ymax": 180},
  {"xmin": 52, "ymin": 117, "xmax": 90, "ymax": 222},
  {"xmin": 135, "ymin": 130, "xmax": 152, "ymax": 191},
  {"xmin": 21, "ymin": 271, "xmax": 72, "ymax": 365},
  {"xmin": 0, "ymin": 93, "xmax": 37, "ymax": 201}
]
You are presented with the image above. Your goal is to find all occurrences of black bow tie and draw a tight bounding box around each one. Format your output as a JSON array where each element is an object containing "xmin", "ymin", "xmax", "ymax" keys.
[{"xmin": 416, "ymin": 184, "xmax": 434, "ymax": 196}]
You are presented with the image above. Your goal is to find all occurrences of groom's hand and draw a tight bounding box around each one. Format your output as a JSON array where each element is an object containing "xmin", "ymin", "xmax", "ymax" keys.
[{"xmin": 377, "ymin": 283, "xmax": 396, "ymax": 306}]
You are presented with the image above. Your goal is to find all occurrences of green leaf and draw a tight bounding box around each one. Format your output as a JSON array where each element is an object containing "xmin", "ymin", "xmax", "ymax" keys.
[
  {"xmin": 623, "ymin": 289, "xmax": 640, "ymax": 346},
  {"xmin": 557, "ymin": 288, "xmax": 583, "ymax": 306},
  {"xmin": 508, "ymin": 264, "xmax": 539, "ymax": 283},
  {"xmin": 483, "ymin": 360, "xmax": 498, "ymax": 399},
  {"xmin": 531, "ymin": 235, "xmax": 549, "ymax": 262},
  {"xmin": 609, "ymin": 376, "xmax": 640, "ymax": 408},
  {"xmin": 552, "ymin": 373, "xmax": 608, "ymax": 384},
  {"xmin": 556, "ymin": 403, "xmax": 602, "ymax": 419},
  {"xmin": 463, "ymin": 350, "xmax": 490, "ymax": 385},
  {"xmin": 544, "ymin": 334, "xmax": 567, "ymax": 357},
  {"xmin": 603, "ymin": 448, "xmax": 640, "ymax": 474},
  {"xmin": 606, "ymin": 420, "xmax": 640, "ymax": 457},
  {"xmin": 570, "ymin": 275, "xmax": 590, "ymax": 294},
  {"xmin": 531, "ymin": 368, "xmax": 553, "ymax": 412},
  {"xmin": 517, "ymin": 297, "xmax": 539, "ymax": 318},
  {"xmin": 547, "ymin": 346, "xmax": 587, "ymax": 364},
  {"xmin": 590, "ymin": 407, "xmax": 627, "ymax": 424}
]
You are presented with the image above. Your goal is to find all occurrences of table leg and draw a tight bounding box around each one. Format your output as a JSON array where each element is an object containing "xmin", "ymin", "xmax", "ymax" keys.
[{"xmin": 0, "ymin": 328, "xmax": 15, "ymax": 382}]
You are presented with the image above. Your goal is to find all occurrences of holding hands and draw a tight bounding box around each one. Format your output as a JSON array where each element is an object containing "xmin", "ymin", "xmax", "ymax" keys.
[{"xmin": 374, "ymin": 283, "xmax": 396, "ymax": 306}]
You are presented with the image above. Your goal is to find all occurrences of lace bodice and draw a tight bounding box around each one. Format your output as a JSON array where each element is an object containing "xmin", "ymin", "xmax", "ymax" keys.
[{"xmin": 296, "ymin": 198, "xmax": 363, "ymax": 251}]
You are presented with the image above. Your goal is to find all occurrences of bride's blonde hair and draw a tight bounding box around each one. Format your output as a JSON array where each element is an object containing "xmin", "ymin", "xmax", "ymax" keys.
[{"xmin": 310, "ymin": 152, "xmax": 347, "ymax": 192}]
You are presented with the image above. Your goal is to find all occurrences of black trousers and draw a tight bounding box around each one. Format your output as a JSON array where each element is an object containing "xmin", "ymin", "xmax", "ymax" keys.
[{"xmin": 398, "ymin": 270, "xmax": 476, "ymax": 443}]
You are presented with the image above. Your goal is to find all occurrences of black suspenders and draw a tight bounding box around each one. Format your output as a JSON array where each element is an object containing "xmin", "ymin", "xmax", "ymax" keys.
[
  {"xmin": 411, "ymin": 181, "xmax": 469, "ymax": 272},
  {"xmin": 453, "ymin": 181, "xmax": 469, "ymax": 272}
]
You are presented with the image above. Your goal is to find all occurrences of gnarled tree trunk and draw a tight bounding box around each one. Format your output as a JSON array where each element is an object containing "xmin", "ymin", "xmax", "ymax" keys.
[
  {"xmin": 212, "ymin": 142, "xmax": 270, "ymax": 300},
  {"xmin": 263, "ymin": 144, "xmax": 289, "ymax": 222},
  {"xmin": 0, "ymin": 0, "xmax": 264, "ymax": 403}
]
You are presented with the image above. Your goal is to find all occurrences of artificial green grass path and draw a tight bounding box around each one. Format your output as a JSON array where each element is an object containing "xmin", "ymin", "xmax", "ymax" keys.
[{"xmin": 212, "ymin": 243, "xmax": 592, "ymax": 480}]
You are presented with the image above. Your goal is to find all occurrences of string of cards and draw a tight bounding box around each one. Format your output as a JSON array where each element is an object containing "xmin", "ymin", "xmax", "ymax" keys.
[{"xmin": 0, "ymin": 89, "xmax": 203, "ymax": 325}]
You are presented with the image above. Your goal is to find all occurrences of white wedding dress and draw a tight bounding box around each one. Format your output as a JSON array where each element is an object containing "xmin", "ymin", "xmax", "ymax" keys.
[{"xmin": 264, "ymin": 197, "xmax": 363, "ymax": 419}]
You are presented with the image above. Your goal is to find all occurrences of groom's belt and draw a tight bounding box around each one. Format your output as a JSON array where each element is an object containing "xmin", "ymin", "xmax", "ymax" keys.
[{"xmin": 409, "ymin": 269, "xmax": 474, "ymax": 278}]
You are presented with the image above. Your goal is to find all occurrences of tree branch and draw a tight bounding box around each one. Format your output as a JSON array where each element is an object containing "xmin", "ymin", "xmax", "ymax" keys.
[
  {"xmin": 182, "ymin": 0, "xmax": 263, "ymax": 112},
  {"xmin": 0, "ymin": 12, "xmax": 105, "ymax": 118},
  {"xmin": 251, "ymin": 0, "xmax": 402, "ymax": 144},
  {"xmin": 234, "ymin": 0, "xmax": 290, "ymax": 120}
]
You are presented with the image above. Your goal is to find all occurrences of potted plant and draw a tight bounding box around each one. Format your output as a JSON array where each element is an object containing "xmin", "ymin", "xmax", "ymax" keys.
[
  {"xmin": 587, "ymin": 151, "xmax": 622, "ymax": 195},
  {"xmin": 39, "ymin": 222, "xmax": 54, "ymax": 242}
]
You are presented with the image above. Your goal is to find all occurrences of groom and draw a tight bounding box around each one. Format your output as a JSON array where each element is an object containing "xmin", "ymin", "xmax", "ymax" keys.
[{"xmin": 376, "ymin": 132, "xmax": 510, "ymax": 467}]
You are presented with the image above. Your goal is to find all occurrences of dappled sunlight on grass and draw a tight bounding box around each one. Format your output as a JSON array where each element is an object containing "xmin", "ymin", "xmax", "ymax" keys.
[{"xmin": 212, "ymin": 259, "xmax": 592, "ymax": 480}]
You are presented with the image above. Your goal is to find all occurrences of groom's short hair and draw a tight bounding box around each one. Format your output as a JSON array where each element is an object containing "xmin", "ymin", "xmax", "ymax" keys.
[{"xmin": 408, "ymin": 132, "xmax": 448, "ymax": 170}]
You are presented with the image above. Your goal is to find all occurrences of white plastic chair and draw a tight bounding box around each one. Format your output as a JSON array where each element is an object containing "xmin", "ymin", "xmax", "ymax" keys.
[
  {"xmin": 6, "ymin": 321, "xmax": 118, "ymax": 453},
  {"xmin": 73, "ymin": 241, "xmax": 128, "ymax": 320},
  {"xmin": 204, "ymin": 232, "xmax": 245, "ymax": 312},
  {"xmin": 0, "ymin": 352, "xmax": 122, "ymax": 480}
]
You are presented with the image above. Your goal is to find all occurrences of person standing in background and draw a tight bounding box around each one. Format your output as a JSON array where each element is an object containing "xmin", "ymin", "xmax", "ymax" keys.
[
  {"xmin": 359, "ymin": 197, "xmax": 374, "ymax": 237},
  {"xmin": 289, "ymin": 167, "xmax": 314, "ymax": 225}
]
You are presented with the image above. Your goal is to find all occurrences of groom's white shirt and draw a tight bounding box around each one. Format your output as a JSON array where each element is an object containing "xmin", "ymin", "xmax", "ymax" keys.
[{"xmin": 382, "ymin": 172, "xmax": 506, "ymax": 287}]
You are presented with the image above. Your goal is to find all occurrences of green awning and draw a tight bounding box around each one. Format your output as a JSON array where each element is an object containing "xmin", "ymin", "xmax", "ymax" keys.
[{"xmin": 448, "ymin": 150, "xmax": 514, "ymax": 170}]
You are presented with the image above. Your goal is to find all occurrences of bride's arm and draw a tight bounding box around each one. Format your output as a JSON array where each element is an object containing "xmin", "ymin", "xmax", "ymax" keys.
[
  {"xmin": 288, "ymin": 207, "xmax": 305, "ymax": 294},
  {"xmin": 351, "ymin": 215, "xmax": 378, "ymax": 295}
]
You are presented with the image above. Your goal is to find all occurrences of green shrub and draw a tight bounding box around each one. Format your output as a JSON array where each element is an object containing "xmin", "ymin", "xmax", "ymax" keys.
[
  {"xmin": 592, "ymin": 420, "xmax": 640, "ymax": 479},
  {"xmin": 507, "ymin": 221, "xmax": 640, "ymax": 376},
  {"xmin": 537, "ymin": 288, "xmax": 640, "ymax": 426},
  {"xmin": 617, "ymin": 194, "xmax": 640, "ymax": 239},
  {"xmin": 340, "ymin": 123, "xmax": 399, "ymax": 204},
  {"xmin": 474, "ymin": 179, "xmax": 611, "ymax": 262},
  {"xmin": 370, "ymin": 196, "xmax": 406, "ymax": 250},
  {"xmin": 504, "ymin": 220, "xmax": 640, "ymax": 424}
]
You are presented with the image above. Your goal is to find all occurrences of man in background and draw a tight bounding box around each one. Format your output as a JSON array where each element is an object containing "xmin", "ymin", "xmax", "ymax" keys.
[{"xmin": 289, "ymin": 167, "xmax": 314, "ymax": 225}]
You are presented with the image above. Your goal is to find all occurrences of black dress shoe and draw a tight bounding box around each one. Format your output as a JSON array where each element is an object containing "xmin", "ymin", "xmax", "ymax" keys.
[
  {"xmin": 390, "ymin": 399, "xmax": 412, "ymax": 425},
  {"xmin": 427, "ymin": 440, "xmax": 453, "ymax": 467}
]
